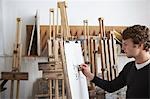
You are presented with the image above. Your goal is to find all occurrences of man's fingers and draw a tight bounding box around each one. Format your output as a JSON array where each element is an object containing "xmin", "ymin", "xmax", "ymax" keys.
[{"xmin": 80, "ymin": 64, "xmax": 88, "ymax": 68}]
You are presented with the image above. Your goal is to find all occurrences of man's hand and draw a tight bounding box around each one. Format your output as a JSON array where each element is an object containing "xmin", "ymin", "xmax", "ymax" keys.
[{"xmin": 80, "ymin": 64, "xmax": 94, "ymax": 81}]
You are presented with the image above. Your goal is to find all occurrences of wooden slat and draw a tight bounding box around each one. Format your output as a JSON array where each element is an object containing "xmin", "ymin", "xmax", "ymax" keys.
[
  {"xmin": 26, "ymin": 25, "xmax": 125, "ymax": 56},
  {"xmin": 1, "ymin": 72, "xmax": 28, "ymax": 80},
  {"xmin": 26, "ymin": 25, "xmax": 125, "ymax": 36},
  {"xmin": 38, "ymin": 62, "xmax": 56, "ymax": 70},
  {"xmin": 43, "ymin": 70, "xmax": 63, "ymax": 80}
]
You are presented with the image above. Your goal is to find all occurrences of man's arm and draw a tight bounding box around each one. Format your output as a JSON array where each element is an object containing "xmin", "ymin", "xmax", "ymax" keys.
[
  {"xmin": 80, "ymin": 64, "xmax": 127, "ymax": 93},
  {"xmin": 91, "ymin": 70, "xmax": 126, "ymax": 93}
]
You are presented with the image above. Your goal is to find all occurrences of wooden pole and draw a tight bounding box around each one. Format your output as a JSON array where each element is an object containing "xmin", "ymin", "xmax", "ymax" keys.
[
  {"xmin": 90, "ymin": 38, "xmax": 95, "ymax": 74},
  {"xmin": 16, "ymin": 18, "xmax": 21, "ymax": 46},
  {"xmin": 16, "ymin": 80, "xmax": 20, "ymax": 99},
  {"xmin": 107, "ymin": 32, "xmax": 113, "ymax": 81},
  {"xmin": 93, "ymin": 38, "xmax": 98, "ymax": 76},
  {"xmin": 10, "ymin": 80, "xmax": 14, "ymax": 99},
  {"xmin": 56, "ymin": 4, "xmax": 59, "ymax": 38},
  {"xmin": 83, "ymin": 20, "xmax": 88, "ymax": 63},
  {"xmin": 52, "ymin": 9, "xmax": 55, "ymax": 39},
  {"xmin": 110, "ymin": 31, "xmax": 118, "ymax": 78},
  {"xmin": 86, "ymin": 20, "xmax": 91, "ymax": 65},
  {"xmin": 98, "ymin": 17, "xmax": 110, "ymax": 80},
  {"xmin": 48, "ymin": 9, "xmax": 53, "ymax": 99},
  {"xmin": 48, "ymin": 9, "xmax": 54, "ymax": 58},
  {"xmin": 49, "ymin": 80, "xmax": 52, "ymax": 99},
  {"xmin": 62, "ymin": 79, "xmax": 65, "ymax": 99},
  {"xmin": 58, "ymin": 1, "xmax": 70, "ymax": 40}
]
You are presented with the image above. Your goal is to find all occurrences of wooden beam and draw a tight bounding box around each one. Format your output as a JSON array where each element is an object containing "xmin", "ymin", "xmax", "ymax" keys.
[
  {"xmin": 38, "ymin": 62, "xmax": 56, "ymax": 70},
  {"xmin": 42, "ymin": 70, "xmax": 63, "ymax": 79},
  {"xmin": 1, "ymin": 72, "xmax": 28, "ymax": 80}
]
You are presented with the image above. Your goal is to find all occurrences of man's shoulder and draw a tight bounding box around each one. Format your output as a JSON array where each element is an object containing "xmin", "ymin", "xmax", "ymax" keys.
[
  {"xmin": 125, "ymin": 61, "xmax": 135, "ymax": 66},
  {"xmin": 123, "ymin": 61, "xmax": 135, "ymax": 71}
]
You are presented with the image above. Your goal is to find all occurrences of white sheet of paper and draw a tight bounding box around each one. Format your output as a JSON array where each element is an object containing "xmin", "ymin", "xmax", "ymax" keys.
[{"xmin": 64, "ymin": 41, "xmax": 89, "ymax": 99}]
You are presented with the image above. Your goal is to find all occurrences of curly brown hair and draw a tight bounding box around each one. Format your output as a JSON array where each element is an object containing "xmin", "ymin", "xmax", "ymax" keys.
[{"xmin": 122, "ymin": 25, "xmax": 150, "ymax": 51}]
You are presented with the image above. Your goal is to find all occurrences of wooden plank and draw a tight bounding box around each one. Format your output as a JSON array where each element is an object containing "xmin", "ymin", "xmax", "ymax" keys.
[
  {"xmin": 27, "ymin": 10, "xmax": 41, "ymax": 56},
  {"xmin": 1, "ymin": 72, "xmax": 28, "ymax": 80},
  {"xmin": 26, "ymin": 25, "xmax": 125, "ymax": 36},
  {"xmin": 35, "ymin": 10, "xmax": 41, "ymax": 56},
  {"xmin": 27, "ymin": 19, "xmax": 35, "ymax": 56},
  {"xmin": 26, "ymin": 25, "xmax": 125, "ymax": 56},
  {"xmin": 41, "ymin": 30, "xmax": 48, "ymax": 56},
  {"xmin": 38, "ymin": 62, "xmax": 56, "ymax": 70},
  {"xmin": 58, "ymin": 1, "xmax": 71, "ymax": 40},
  {"xmin": 42, "ymin": 70, "xmax": 63, "ymax": 79}
]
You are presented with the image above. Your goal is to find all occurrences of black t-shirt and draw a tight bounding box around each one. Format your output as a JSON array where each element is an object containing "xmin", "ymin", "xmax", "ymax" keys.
[{"xmin": 91, "ymin": 61, "xmax": 150, "ymax": 98}]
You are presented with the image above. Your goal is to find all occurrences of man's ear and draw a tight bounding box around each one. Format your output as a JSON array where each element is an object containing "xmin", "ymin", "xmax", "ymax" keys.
[
  {"xmin": 137, "ymin": 43, "xmax": 144, "ymax": 49},
  {"xmin": 133, "ymin": 44, "xmax": 143, "ymax": 48}
]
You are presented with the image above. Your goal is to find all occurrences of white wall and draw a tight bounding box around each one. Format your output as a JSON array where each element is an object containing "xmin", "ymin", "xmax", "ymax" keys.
[
  {"xmin": 0, "ymin": 0, "xmax": 5, "ymax": 82},
  {"xmin": 0, "ymin": 0, "xmax": 149, "ymax": 98},
  {"xmin": 0, "ymin": 0, "xmax": 4, "ymax": 55},
  {"xmin": 68, "ymin": 0, "xmax": 149, "ymax": 26},
  {"xmin": 2, "ymin": 0, "xmax": 149, "ymax": 55},
  {"xmin": 148, "ymin": 0, "xmax": 150, "ymax": 22}
]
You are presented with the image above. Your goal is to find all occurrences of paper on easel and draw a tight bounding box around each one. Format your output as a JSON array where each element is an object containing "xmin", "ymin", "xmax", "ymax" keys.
[{"xmin": 64, "ymin": 41, "xmax": 89, "ymax": 99}]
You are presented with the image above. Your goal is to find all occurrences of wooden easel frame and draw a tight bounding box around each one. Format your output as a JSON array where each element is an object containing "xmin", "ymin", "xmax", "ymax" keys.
[{"xmin": 1, "ymin": 18, "xmax": 28, "ymax": 99}]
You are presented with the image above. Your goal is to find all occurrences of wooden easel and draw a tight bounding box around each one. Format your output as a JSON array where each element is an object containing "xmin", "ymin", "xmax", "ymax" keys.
[
  {"xmin": 37, "ymin": 1, "xmax": 73, "ymax": 99},
  {"xmin": 36, "ymin": 1, "xmax": 119, "ymax": 99},
  {"xmin": 37, "ymin": 7, "xmax": 67, "ymax": 99},
  {"xmin": 82, "ymin": 20, "xmax": 104, "ymax": 99},
  {"xmin": 98, "ymin": 17, "xmax": 118, "ymax": 81},
  {"xmin": 80, "ymin": 18, "xmax": 119, "ymax": 99},
  {"xmin": 1, "ymin": 18, "xmax": 28, "ymax": 99}
]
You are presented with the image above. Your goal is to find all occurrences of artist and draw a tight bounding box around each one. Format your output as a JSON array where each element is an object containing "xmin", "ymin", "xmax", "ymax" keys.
[{"xmin": 80, "ymin": 25, "xmax": 150, "ymax": 98}]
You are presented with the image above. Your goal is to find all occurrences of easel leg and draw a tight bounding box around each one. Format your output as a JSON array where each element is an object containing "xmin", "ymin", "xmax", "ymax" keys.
[
  {"xmin": 10, "ymin": 80, "xmax": 14, "ymax": 99},
  {"xmin": 16, "ymin": 80, "xmax": 20, "ymax": 99},
  {"xmin": 62, "ymin": 79, "xmax": 65, "ymax": 99},
  {"xmin": 55, "ymin": 80, "xmax": 59, "ymax": 99},
  {"xmin": 49, "ymin": 80, "xmax": 52, "ymax": 99}
]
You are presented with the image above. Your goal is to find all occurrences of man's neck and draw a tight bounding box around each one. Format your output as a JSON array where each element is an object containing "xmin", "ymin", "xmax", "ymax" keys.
[{"xmin": 135, "ymin": 51, "xmax": 150, "ymax": 64}]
